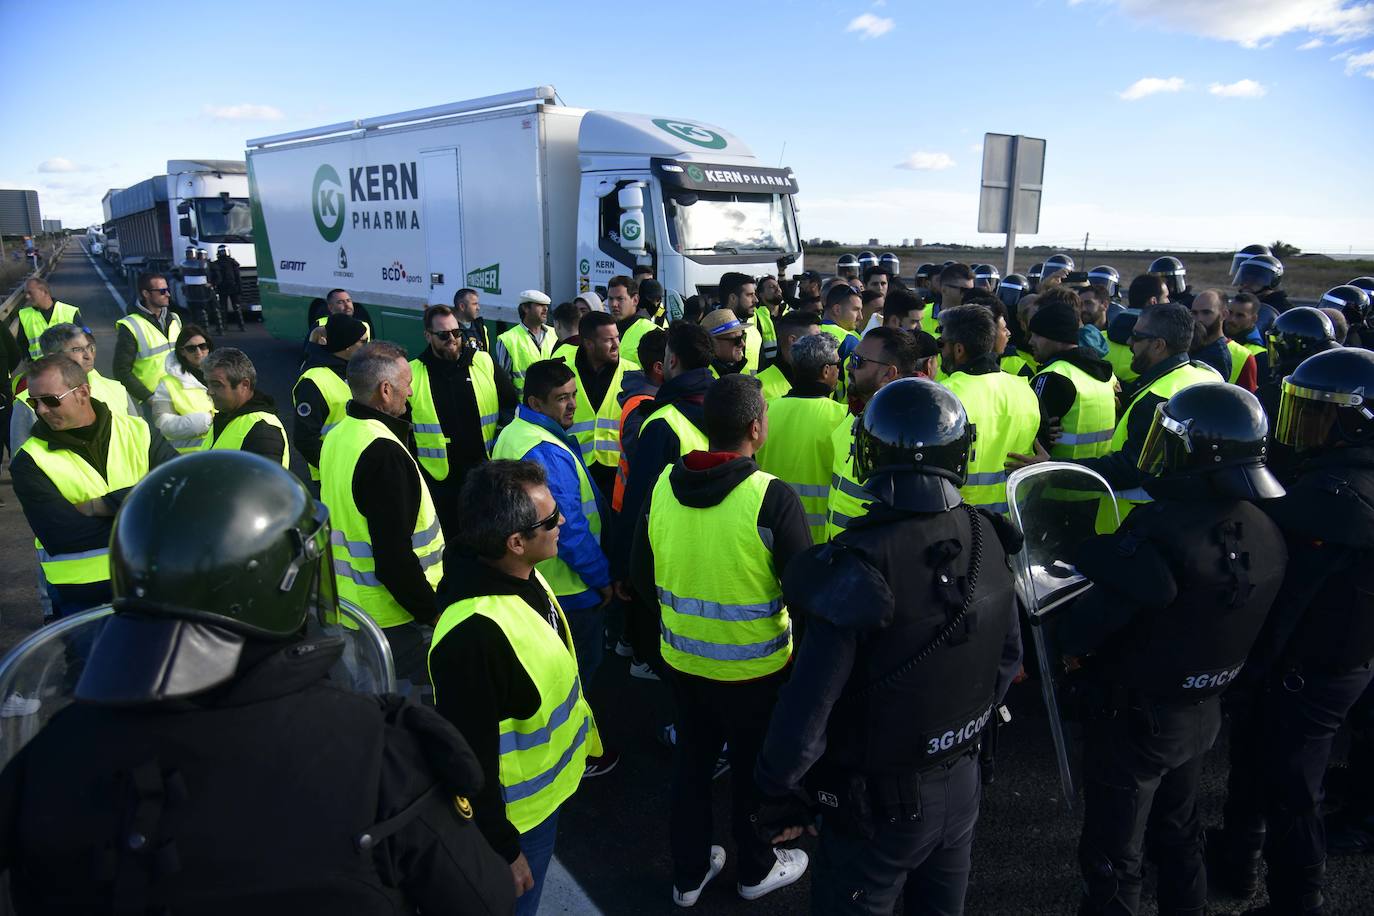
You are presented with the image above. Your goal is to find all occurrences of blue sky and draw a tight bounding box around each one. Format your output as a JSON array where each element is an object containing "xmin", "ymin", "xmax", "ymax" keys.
[{"xmin": 5, "ymin": 0, "xmax": 1372, "ymax": 253}]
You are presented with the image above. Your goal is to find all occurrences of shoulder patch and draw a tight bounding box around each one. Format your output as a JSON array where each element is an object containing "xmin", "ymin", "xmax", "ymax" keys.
[{"xmin": 296, "ymin": 402, "xmax": 312, "ymax": 417}]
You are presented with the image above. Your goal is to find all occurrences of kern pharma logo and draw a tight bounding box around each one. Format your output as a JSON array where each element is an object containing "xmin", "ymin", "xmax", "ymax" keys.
[
  {"xmin": 652, "ymin": 118, "xmax": 727, "ymax": 150},
  {"xmin": 466, "ymin": 263, "xmax": 501, "ymax": 294},
  {"xmin": 312, "ymin": 165, "xmax": 346, "ymax": 242}
]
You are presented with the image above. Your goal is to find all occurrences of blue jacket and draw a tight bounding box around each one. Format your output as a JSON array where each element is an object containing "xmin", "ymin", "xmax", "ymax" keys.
[{"xmin": 515, "ymin": 406, "xmax": 611, "ymax": 610}]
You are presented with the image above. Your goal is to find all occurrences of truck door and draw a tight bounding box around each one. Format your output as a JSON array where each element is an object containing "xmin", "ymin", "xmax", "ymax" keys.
[
  {"xmin": 421, "ymin": 148, "xmax": 464, "ymax": 308},
  {"xmin": 577, "ymin": 174, "xmax": 655, "ymax": 296}
]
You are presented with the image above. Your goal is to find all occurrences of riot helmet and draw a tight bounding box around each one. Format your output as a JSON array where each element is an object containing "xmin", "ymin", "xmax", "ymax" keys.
[
  {"xmin": 82, "ymin": 452, "xmax": 337, "ymax": 703},
  {"xmin": 1322, "ymin": 285, "xmax": 1372, "ymax": 331},
  {"xmin": 1230, "ymin": 244, "xmax": 1272, "ymax": 281},
  {"xmin": 1137, "ymin": 382, "xmax": 1284, "ymax": 499},
  {"xmin": 1266, "ymin": 306, "xmax": 1337, "ymax": 379},
  {"xmin": 1234, "ymin": 254, "xmax": 1283, "ymax": 291},
  {"xmin": 854, "ymin": 377, "xmax": 971, "ymax": 512},
  {"xmin": 216, "ymin": 244, "xmax": 229, "ymax": 258},
  {"xmin": 1107, "ymin": 308, "xmax": 1140, "ymax": 346},
  {"xmin": 1277, "ymin": 348, "xmax": 1374, "ymax": 453},
  {"xmin": 858, "ymin": 251, "xmax": 879, "ymax": 273},
  {"xmin": 1087, "ymin": 265, "xmax": 1120, "ymax": 298},
  {"xmin": 1026, "ymin": 262, "xmax": 1045, "ymax": 292},
  {"xmin": 1042, "ymin": 253, "xmax": 1075, "ymax": 279},
  {"xmin": 837, "ymin": 253, "xmax": 860, "ymax": 279},
  {"xmin": 972, "ymin": 263, "xmax": 1001, "ymax": 291},
  {"xmin": 914, "ymin": 263, "xmax": 937, "ymax": 287},
  {"xmin": 879, "ymin": 252, "xmax": 901, "ymax": 278},
  {"xmin": 1148, "ymin": 256, "xmax": 1188, "ymax": 296},
  {"xmin": 997, "ymin": 274, "xmax": 1028, "ymax": 309},
  {"xmin": 1348, "ymin": 277, "xmax": 1374, "ymax": 307}
]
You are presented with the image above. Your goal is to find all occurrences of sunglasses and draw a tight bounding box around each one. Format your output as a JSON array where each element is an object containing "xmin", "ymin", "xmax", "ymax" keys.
[
  {"xmin": 182, "ymin": 342, "xmax": 210, "ymax": 353},
  {"xmin": 428, "ymin": 328, "xmax": 462, "ymax": 341},
  {"xmin": 848, "ymin": 352, "xmax": 894, "ymax": 370},
  {"xmin": 32, "ymin": 386, "xmax": 80, "ymax": 409},
  {"xmin": 1128, "ymin": 332, "xmax": 1163, "ymax": 345},
  {"xmin": 148, "ymin": 287, "xmax": 171, "ymax": 296},
  {"xmin": 519, "ymin": 506, "xmax": 561, "ymax": 535},
  {"xmin": 718, "ymin": 336, "xmax": 745, "ymax": 346}
]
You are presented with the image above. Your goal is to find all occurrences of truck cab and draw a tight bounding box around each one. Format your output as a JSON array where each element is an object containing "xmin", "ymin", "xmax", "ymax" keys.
[{"xmin": 167, "ymin": 160, "xmax": 260, "ymax": 315}]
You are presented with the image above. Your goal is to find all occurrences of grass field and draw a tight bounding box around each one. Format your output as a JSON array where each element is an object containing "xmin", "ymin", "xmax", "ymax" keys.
[{"xmin": 805, "ymin": 246, "xmax": 1374, "ymax": 301}]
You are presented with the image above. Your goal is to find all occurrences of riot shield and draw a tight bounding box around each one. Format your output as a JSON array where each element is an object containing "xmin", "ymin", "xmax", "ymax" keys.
[
  {"xmin": 1006, "ymin": 462, "xmax": 1119, "ymax": 812},
  {"xmin": 0, "ymin": 600, "xmax": 395, "ymax": 773}
]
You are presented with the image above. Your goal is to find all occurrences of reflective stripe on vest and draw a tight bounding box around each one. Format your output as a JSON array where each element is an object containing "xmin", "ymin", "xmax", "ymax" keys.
[
  {"xmin": 492, "ymin": 417, "xmax": 603, "ymax": 598},
  {"xmin": 429, "ymin": 570, "xmax": 600, "ymax": 833},
  {"xmin": 757, "ymin": 395, "xmax": 847, "ymax": 544},
  {"xmin": 826, "ymin": 414, "xmax": 868, "ymax": 540},
  {"xmin": 320, "ymin": 415, "xmax": 444, "ymax": 627},
  {"xmin": 116, "ymin": 311, "xmax": 182, "ymax": 394},
  {"xmin": 945, "ymin": 369, "xmax": 1041, "ymax": 513},
  {"xmin": 497, "ymin": 325, "xmax": 556, "ymax": 394},
  {"xmin": 19, "ymin": 412, "xmax": 151, "ymax": 586},
  {"xmin": 650, "ymin": 467, "xmax": 791, "ymax": 681},
  {"xmin": 204, "ymin": 409, "xmax": 288, "ymax": 467},
  {"xmin": 571, "ymin": 357, "xmax": 637, "ymax": 468},
  {"xmin": 1034, "ymin": 360, "xmax": 1118, "ymax": 460},
  {"xmin": 1095, "ymin": 361, "xmax": 1221, "ymax": 532},
  {"xmin": 295, "ymin": 366, "xmax": 351, "ymax": 481},
  {"xmin": 19, "ymin": 301, "xmax": 80, "ymax": 360},
  {"xmin": 755, "ymin": 307, "xmax": 779, "ymax": 361},
  {"xmin": 161, "ymin": 372, "xmax": 215, "ymax": 452},
  {"xmin": 408, "ymin": 352, "xmax": 500, "ymax": 481},
  {"xmin": 639, "ymin": 403, "xmax": 709, "ymax": 456}
]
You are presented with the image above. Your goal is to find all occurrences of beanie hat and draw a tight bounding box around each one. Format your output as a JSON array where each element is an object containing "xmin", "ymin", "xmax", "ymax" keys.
[
  {"xmin": 325, "ymin": 314, "xmax": 368, "ymax": 353},
  {"xmin": 638, "ymin": 279, "xmax": 663, "ymax": 302},
  {"xmin": 1028, "ymin": 300, "xmax": 1081, "ymax": 345}
]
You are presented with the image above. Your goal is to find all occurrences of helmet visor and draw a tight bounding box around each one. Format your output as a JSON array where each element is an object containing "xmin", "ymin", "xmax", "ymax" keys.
[
  {"xmin": 1276, "ymin": 378, "xmax": 1367, "ymax": 451},
  {"xmin": 1235, "ymin": 260, "xmax": 1277, "ymax": 290},
  {"xmin": 1136, "ymin": 404, "xmax": 1191, "ymax": 476}
]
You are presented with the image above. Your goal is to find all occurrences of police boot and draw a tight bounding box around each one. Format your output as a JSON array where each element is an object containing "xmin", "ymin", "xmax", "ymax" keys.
[
  {"xmin": 1207, "ymin": 825, "xmax": 1264, "ymax": 899},
  {"xmin": 236, "ymin": 304, "xmax": 246, "ymax": 331},
  {"xmin": 1252, "ymin": 859, "xmax": 1325, "ymax": 916}
]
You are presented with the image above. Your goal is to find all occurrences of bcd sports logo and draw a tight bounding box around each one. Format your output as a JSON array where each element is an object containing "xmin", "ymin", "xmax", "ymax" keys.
[
  {"xmin": 313, "ymin": 165, "xmax": 346, "ymax": 242},
  {"xmin": 652, "ymin": 118, "xmax": 727, "ymax": 150}
]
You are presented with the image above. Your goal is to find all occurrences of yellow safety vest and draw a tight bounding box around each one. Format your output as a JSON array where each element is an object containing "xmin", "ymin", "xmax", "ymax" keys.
[
  {"xmin": 409, "ymin": 353, "xmax": 499, "ymax": 481},
  {"xmin": 160, "ymin": 372, "xmax": 215, "ymax": 452},
  {"xmin": 741, "ymin": 316, "xmax": 765, "ymax": 375},
  {"xmin": 115, "ymin": 310, "xmax": 182, "ymax": 396},
  {"xmin": 819, "ymin": 323, "xmax": 859, "ymax": 402},
  {"xmin": 295, "ymin": 366, "xmax": 351, "ymax": 481},
  {"xmin": 203, "ymin": 409, "xmax": 288, "ymax": 467},
  {"xmin": 497, "ymin": 325, "xmax": 557, "ymax": 396},
  {"xmin": 649, "ymin": 467, "xmax": 792, "ymax": 681},
  {"xmin": 755, "ymin": 363, "xmax": 790, "ymax": 401},
  {"xmin": 19, "ymin": 412, "xmax": 150, "ymax": 587},
  {"xmin": 1105, "ymin": 340, "xmax": 1138, "ymax": 384},
  {"xmin": 920, "ymin": 312, "xmax": 940, "ymax": 336},
  {"xmin": 1001, "ymin": 352, "xmax": 1035, "ymax": 378},
  {"xmin": 945, "ymin": 368, "xmax": 1041, "ymax": 514},
  {"xmin": 1033, "ymin": 360, "xmax": 1118, "ymax": 460},
  {"xmin": 570, "ymin": 357, "xmax": 638, "ymax": 469},
  {"xmin": 492, "ymin": 416, "xmax": 602, "ymax": 599},
  {"xmin": 619, "ymin": 317, "xmax": 655, "ymax": 367},
  {"xmin": 757, "ymin": 396, "xmax": 846, "ymax": 544},
  {"xmin": 429, "ymin": 570, "xmax": 601, "ymax": 833},
  {"xmin": 1094, "ymin": 361, "xmax": 1221, "ymax": 532},
  {"xmin": 755, "ymin": 307, "xmax": 779, "ymax": 362},
  {"xmin": 826, "ymin": 413, "xmax": 870, "ymax": 540},
  {"xmin": 18, "ymin": 301, "xmax": 80, "ymax": 360},
  {"xmin": 1225, "ymin": 339, "xmax": 1251, "ymax": 385},
  {"xmin": 320, "ymin": 415, "xmax": 445, "ymax": 627},
  {"xmin": 639, "ymin": 403, "xmax": 709, "ymax": 456}
]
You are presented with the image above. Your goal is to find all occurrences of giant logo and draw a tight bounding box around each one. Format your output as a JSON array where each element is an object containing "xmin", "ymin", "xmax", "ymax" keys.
[
  {"xmin": 652, "ymin": 119, "xmax": 727, "ymax": 150},
  {"xmin": 312, "ymin": 165, "xmax": 346, "ymax": 242}
]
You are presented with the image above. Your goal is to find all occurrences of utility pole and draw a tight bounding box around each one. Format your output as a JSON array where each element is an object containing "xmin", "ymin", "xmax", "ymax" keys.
[{"xmin": 1083, "ymin": 232, "xmax": 1089, "ymax": 264}]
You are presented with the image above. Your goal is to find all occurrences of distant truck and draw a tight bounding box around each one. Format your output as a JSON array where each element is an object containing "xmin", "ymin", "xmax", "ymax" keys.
[
  {"xmin": 104, "ymin": 160, "xmax": 260, "ymax": 315},
  {"xmin": 246, "ymin": 85, "xmax": 803, "ymax": 346}
]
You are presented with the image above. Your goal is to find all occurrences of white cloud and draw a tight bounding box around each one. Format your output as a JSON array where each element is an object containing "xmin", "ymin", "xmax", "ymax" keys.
[
  {"xmin": 1118, "ymin": 76, "xmax": 1187, "ymax": 100},
  {"xmin": 1103, "ymin": 1, "xmax": 1374, "ymax": 49},
  {"xmin": 1208, "ymin": 78, "xmax": 1268, "ymax": 97},
  {"xmin": 1343, "ymin": 48, "xmax": 1374, "ymax": 75},
  {"xmin": 1299, "ymin": 37, "xmax": 1326, "ymax": 48},
  {"xmin": 895, "ymin": 151, "xmax": 956, "ymax": 171},
  {"xmin": 203, "ymin": 103, "xmax": 285, "ymax": 121},
  {"xmin": 37, "ymin": 157, "xmax": 86, "ymax": 173},
  {"xmin": 846, "ymin": 13, "xmax": 895, "ymax": 39}
]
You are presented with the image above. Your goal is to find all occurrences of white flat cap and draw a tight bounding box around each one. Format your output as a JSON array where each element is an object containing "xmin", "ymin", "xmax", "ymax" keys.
[{"xmin": 518, "ymin": 289, "xmax": 552, "ymax": 305}]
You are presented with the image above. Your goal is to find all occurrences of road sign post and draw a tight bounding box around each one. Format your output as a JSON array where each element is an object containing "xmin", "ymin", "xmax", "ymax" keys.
[{"xmin": 978, "ymin": 134, "xmax": 1046, "ymax": 277}]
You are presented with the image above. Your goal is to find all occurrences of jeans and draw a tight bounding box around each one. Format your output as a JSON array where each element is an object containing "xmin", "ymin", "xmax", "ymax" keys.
[
  {"xmin": 383, "ymin": 621, "xmax": 434, "ymax": 690},
  {"xmin": 516, "ymin": 808, "xmax": 560, "ymax": 916},
  {"xmin": 565, "ymin": 603, "xmax": 606, "ymax": 684}
]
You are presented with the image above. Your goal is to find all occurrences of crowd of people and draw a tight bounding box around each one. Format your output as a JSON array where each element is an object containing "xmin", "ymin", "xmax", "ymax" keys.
[{"xmin": 0, "ymin": 243, "xmax": 1373, "ymax": 915}]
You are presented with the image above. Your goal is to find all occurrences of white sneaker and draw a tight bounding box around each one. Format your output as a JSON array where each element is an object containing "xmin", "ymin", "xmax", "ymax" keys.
[
  {"xmin": 674, "ymin": 845, "xmax": 726, "ymax": 907},
  {"xmin": 1, "ymin": 693, "xmax": 40, "ymax": 718},
  {"xmin": 738, "ymin": 847, "xmax": 808, "ymax": 900},
  {"xmin": 614, "ymin": 638, "xmax": 635, "ymax": 658},
  {"xmin": 629, "ymin": 659, "xmax": 661, "ymax": 681}
]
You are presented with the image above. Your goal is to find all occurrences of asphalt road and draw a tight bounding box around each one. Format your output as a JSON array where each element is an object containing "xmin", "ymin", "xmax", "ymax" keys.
[{"xmin": 0, "ymin": 245, "xmax": 1370, "ymax": 914}]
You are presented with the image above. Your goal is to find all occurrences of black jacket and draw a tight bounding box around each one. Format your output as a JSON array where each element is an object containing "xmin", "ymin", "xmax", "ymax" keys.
[
  {"xmin": 414, "ymin": 346, "xmax": 518, "ymax": 490},
  {"xmin": 112, "ymin": 304, "xmax": 177, "ymax": 402},
  {"xmin": 292, "ymin": 345, "xmax": 349, "ymax": 470},
  {"xmin": 0, "ymin": 637, "xmax": 514, "ymax": 914},
  {"xmin": 210, "ymin": 391, "xmax": 287, "ymax": 466},
  {"xmin": 1031, "ymin": 346, "xmax": 1117, "ymax": 443},
  {"xmin": 344, "ymin": 401, "xmax": 437, "ymax": 625},
  {"xmin": 213, "ymin": 255, "xmax": 241, "ymax": 292},
  {"xmin": 574, "ymin": 349, "xmax": 618, "ymax": 414},
  {"xmin": 1076, "ymin": 352, "xmax": 1196, "ymax": 490},
  {"xmin": 10, "ymin": 401, "xmax": 178, "ymax": 608}
]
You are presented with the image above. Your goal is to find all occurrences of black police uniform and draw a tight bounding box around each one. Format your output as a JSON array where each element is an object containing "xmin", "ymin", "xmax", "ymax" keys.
[
  {"xmin": 756, "ymin": 494, "xmax": 1022, "ymax": 914},
  {"xmin": 0, "ymin": 638, "xmax": 514, "ymax": 915},
  {"xmin": 1061, "ymin": 475, "xmax": 1287, "ymax": 915},
  {"xmin": 1217, "ymin": 445, "xmax": 1374, "ymax": 912}
]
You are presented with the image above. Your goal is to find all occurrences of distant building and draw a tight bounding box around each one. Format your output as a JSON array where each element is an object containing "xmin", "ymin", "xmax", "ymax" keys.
[
  {"xmin": 868, "ymin": 238, "xmax": 879, "ymax": 246},
  {"xmin": 914, "ymin": 238, "xmax": 924, "ymax": 248},
  {"xmin": 901, "ymin": 238, "xmax": 910, "ymax": 247},
  {"xmin": 0, "ymin": 190, "xmax": 42, "ymax": 236},
  {"xmin": 41, "ymin": 219, "xmax": 62, "ymax": 233}
]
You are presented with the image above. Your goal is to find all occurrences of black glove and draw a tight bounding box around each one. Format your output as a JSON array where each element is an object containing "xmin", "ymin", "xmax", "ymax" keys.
[{"xmin": 751, "ymin": 792, "xmax": 815, "ymax": 843}]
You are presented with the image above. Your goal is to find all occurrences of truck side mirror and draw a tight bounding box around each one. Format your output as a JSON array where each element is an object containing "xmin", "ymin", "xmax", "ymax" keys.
[
  {"xmin": 176, "ymin": 201, "xmax": 191, "ymax": 216},
  {"xmin": 179, "ymin": 217, "xmax": 194, "ymax": 239},
  {"xmin": 617, "ymin": 183, "xmax": 648, "ymax": 261}
]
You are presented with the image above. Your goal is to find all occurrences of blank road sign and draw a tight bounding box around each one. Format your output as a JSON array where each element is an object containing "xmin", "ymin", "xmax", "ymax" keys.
[{"xmin": 978, "ymin": 133, "xmax": 1046, "ymax": 234}]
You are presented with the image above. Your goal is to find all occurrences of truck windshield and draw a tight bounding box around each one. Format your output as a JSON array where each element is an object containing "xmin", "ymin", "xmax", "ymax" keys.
[
  {"xmin": 192, "ymin": 198, "xmax": 253, "ymax": 244},
  {"xmin": 672, "ymin": 191, "xmax": 797, "ymax": 256}
]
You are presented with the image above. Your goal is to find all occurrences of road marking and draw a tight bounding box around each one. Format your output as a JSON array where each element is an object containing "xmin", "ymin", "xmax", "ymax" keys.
[
  {"xmin": 79, "ymin": 244, "xmax": 129, "ymax": 314},
  {"xmin": 542, "ymin": 856, "xmax": 604, "ymax": 914}
]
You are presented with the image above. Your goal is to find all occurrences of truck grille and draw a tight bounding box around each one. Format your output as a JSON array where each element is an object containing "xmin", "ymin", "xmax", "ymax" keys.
[{"xmin": 240, "ymin": 269, "xmax": 260, "ymax": 306}]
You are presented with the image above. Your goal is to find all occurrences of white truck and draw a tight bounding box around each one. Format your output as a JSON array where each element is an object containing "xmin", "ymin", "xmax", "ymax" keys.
[
  {"xmin": 104, "ymin": 161, "xmax": 260, "ymax": 314},
  {"xmin": 245, "ymin": 85, "xmax": 803, "ymax": 346}
]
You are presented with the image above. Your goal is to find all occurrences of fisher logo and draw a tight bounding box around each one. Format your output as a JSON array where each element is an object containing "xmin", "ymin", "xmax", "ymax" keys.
[
  {"xmin": 686, "ymin": 165, "xmax": 705, "ymax": 182},
  {"xmin": 652, "ymin": 118, "xmax": 727, "ymax": 150},
  {"xmin": 579, "ymin": 258, "xmax": 590, "ymax": 276},
  {"xmin": 278, "ymin": 259, "xmax": 307, "ymax": 271},
  {"xmin": 382, "ymin": 260, "xmax": 424, "ymax": 284},
  {"xmin": 312, "ymin": 165, "xmax": 346, "ymax": 243},
  {"xmin": 622, "ymin": 219, "xmax": 642, "ymax": 242},
  {"xmin": 333, "ymin": 246, "xmax": 353, "ymax": 278},
  {"xmin": 466, "ymin": 263, "xmax": 501, "ymax": 294}
]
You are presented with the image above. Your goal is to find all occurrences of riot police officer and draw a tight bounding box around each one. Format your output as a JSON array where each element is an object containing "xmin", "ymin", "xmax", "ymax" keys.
[
  {"xmin": 0, "ymin": 452, "xmax": 514, "ymax": 914},
  {"xmin": 1059, "ymin": 382, "xmax": 1288, "ymax": 916},
  {"xmin": 1235, "ymin": 254, "xmax": 1290, "ymax": 314},
  {"xmin": 837, "ymin": 253, "xmax": 861, "ymax": 282},
  {"xmin": 752, "ymin": 378, "xmax": 1023, "ymax": 916},
  {"xmin": 1321, "ymin": 284, "xmax": 1372, "ymax": 349},
  {"xmin": 1257, "ymin": 308, "xmax": 1339, "ymax": 449},
  {"xmin": 1148, "ymin": 255, "xmax": 1193, "ymax": 307},
  {"xmin": 181, "ymin": 245, "xmax": 220, "ymax": 333},
  {"xmin": 1212, "ymin": 348, "xmax": 1374, "ymax": 915}
]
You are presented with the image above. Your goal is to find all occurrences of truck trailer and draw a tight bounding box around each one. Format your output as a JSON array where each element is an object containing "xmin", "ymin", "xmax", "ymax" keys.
[
  {"xmin": 104, "ymin": 161, "xmax": 260, "ymax": 315},
  {"xmin": 246, "ymin": 85, "xmax": 802, "ymax": 347}
]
